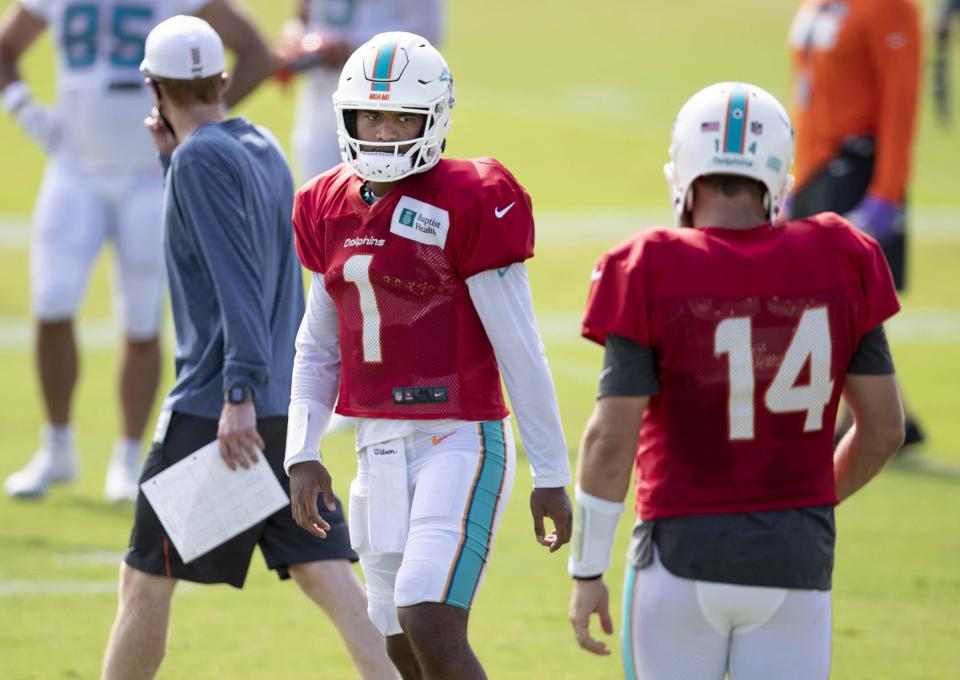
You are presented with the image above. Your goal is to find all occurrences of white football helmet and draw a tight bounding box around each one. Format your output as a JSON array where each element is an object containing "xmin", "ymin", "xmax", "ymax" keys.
[
  {"xmin": 664, "ymin": 82, "xmax": 795, "ymax": 225},
  {"xmin": 333, "ymin": 32, "xmax": 454, "ymax": 182}
]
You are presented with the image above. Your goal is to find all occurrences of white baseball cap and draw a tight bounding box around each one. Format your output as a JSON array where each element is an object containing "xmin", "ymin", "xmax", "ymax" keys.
[{"xmin": 140, "ymin": 15, "xmax": 225, "ymax": 80}]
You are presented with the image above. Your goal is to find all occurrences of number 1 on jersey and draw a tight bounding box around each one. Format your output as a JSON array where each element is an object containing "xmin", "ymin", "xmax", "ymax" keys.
[
  {"xmin": 714, "ymin": 307, "xmax": 834, "ymax": 442},
  {"xmin": 343, "ymin": 254, "xmax": 383, "ymax": 362}
]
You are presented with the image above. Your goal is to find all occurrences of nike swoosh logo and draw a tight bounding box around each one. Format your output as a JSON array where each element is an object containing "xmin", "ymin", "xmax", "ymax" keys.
[
  {"xmin": 431, "ymin": 432, "xmax": 455, "ymax": 446},
  {"xmin": 494, "ymin": 202, "xmax": 516, "ymax": 219}
]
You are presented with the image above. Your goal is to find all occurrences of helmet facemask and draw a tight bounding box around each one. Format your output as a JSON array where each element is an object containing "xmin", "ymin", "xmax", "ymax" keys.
[{"xmin": 335, "ymin": 97, "xmax": 450, "ymax": 182}]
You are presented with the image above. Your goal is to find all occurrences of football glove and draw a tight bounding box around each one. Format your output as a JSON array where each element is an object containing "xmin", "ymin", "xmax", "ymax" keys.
[{"xmin": 846, "ymin": 194, "xmax": 902, "ymax": 244}]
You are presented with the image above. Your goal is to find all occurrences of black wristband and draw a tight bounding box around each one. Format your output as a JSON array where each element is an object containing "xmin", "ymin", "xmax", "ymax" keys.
[
  {"xmin": 224, "ymin": 384, "xmax": 254, "ymax": 404},
  {"xmin": 572, "ymin": 574, "xmax": 603, "ymax": 581}
]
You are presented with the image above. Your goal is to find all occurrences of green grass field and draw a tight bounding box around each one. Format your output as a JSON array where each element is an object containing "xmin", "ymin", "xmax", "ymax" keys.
[{"xmin": 1, "ymin": 1, "xmax": 959, "ymax": 678}]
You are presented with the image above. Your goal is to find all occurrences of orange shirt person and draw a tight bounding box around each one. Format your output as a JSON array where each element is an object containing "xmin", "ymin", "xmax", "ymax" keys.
[{"xmin": 787, "ymin": 0, "xmax": 920, "ymax": 290}]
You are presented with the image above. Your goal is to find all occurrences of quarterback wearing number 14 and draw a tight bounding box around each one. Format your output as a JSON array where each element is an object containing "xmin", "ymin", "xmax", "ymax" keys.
[
  {"xmin": 568, "ymin": 83, "xmax": 905, "ymax": 679},
  {"xmin": 284, "ymin": 32, "xmax": 572, "ymax": 680}
]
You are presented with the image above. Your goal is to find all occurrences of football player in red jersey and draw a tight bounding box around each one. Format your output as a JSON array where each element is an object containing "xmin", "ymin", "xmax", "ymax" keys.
[
  {"xmin": 283, "ymin": 32, "xmax": 572, "ymax": 680},
  {"xmin": 566, "ymin": 83, "xmax": 905, "ymax": 680}
]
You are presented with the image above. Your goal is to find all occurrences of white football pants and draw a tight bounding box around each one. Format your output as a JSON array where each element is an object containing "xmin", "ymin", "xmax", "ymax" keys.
[{"xmin": 621, "ymin": 548, "xmax": 832, "ymax": 680}]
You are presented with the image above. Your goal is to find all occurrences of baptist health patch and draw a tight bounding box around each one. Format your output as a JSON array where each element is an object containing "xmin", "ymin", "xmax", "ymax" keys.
[{"xmin": 390, "ymin": 197, "xmax": 450, "ymax": 249}]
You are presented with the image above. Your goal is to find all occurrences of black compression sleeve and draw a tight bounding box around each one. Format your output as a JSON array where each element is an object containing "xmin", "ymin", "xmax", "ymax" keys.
[
  {"xmin": 597, "ymin": 334, "xmax": 660, "ymax": 398},
  {"xmin": 847, "ymin": 324, "xmax": 896, "ymax": 375}
]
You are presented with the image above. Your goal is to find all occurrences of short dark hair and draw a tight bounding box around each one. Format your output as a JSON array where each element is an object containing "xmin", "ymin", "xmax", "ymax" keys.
[
  {"xmin": 694, "ymin": 174, "xmax": 766, "ymax": 201},
  {"xmin": 155, "ymin": 74, "xmax": 223, "ymax": 107}
]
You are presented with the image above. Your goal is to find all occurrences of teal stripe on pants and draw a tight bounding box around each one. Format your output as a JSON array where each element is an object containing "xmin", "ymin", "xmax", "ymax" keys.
[
  {"xmin": 622, "ymin": 566, "xmax": 638, "ymax": 680},
  {"xmin": 443, "ymin": 421, "xmax": 507, "ymax": 609}
]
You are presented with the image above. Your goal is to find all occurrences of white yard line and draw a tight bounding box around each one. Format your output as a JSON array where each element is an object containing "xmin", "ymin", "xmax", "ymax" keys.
[
  {"xmin": 57, "ymin": 550, "xmax": 128, "ymax": 567},
  {"xmin": 0, "ymin": 579, "xmax": 119, "ymax": 596},
  {"xmin": 0, "ymin": 577, "xmax": 194, "ymax": 597}
]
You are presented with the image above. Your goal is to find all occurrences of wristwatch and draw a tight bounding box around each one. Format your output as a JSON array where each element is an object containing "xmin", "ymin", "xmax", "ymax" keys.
[{"xmin": 224, "ymin": 384, "xmax": 254, "ymax": 404}]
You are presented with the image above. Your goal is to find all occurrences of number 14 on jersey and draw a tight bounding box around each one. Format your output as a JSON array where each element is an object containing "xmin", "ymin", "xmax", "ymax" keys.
[{"xmin": 714, "ymin": 307, "xmax": 834, "ymax": 441}]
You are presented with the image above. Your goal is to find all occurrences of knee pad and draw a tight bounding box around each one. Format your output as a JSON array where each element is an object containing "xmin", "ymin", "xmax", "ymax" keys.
[{"xmin": 359, "ymin": 553, "xmax": 403, "ymax": 636}]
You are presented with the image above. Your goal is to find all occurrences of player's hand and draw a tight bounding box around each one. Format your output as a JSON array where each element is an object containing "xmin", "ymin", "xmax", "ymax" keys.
[
  {"xmin": 530, "ymin": 486, "xmax": 573, "ymax": 552},
  {"xmin": 289, "ymin": 460, "xmax": 335, "ymax": 538},
  {"xmin": 569, "ymin": 577, "xmax": 614, "ymax": 656},
  {"xmin": 272, "ymin": 34, "xmax": 352, "ymax": 85},
  {"xmin": 217, "ymin": 401, "xmax": 265, "ymax": 471},
  {"xmin": 846, "ymin": 194, "xmax": 901, "ymax": 245},
  {"xmin": 144, "ymin": 106, "xmax": 177, "ymax": 156}
]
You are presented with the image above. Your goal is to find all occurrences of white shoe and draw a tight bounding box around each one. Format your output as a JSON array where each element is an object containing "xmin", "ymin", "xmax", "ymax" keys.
[
  {"xmin": 104, "ymin": 440, "xmax": 142, "ymax": 503},
  {"xmin": 4, "ymin": 440, "xmax": 78, "ymax": 498}
]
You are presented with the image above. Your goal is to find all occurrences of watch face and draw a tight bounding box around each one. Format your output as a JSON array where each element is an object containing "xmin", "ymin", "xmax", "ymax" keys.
[{"xmin": 226, "ymin": 386, "xmax": 251, "ymax": 403}]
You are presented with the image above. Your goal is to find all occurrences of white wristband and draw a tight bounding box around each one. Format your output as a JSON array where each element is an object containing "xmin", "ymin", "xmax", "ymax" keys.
[
  {"xmin": 2, "ymin": 81, "xmax": 31, "ymax": 115},
  {"xmin": 568, "ymin": 486, "xmax": 624, "ymax": 578},
  {"xmin": 283, "ymin": 398, "xmax": 330, "ymax": 475}
]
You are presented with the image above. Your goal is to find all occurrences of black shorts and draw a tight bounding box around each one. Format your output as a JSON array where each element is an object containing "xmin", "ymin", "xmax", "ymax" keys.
[
  {"xmin": 792, "ymin": 136, "xmax": 907, "ymax": 291},
  {"xmin": 125, "ymin": 412, "xmax": 356, "ymax": 588}
]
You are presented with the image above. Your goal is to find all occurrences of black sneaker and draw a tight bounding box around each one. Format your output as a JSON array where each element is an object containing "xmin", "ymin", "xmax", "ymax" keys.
[{"xmin": 898, "ymin": 417, "xmax": 926, "ymax": 454}]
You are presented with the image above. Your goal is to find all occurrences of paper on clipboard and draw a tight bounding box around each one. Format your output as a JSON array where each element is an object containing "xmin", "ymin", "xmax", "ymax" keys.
[{"xmin": 140, "ymin": 440, "xmax": 289, "ymax": 563}]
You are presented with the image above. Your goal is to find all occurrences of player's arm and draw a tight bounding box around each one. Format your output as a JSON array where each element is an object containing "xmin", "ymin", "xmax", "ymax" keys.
[
  {"xmin": 847, "ymin": 0, "xmax": 921, "ymax": 242},
  {"xmin": 834, "ymin": 325, "xmax": 905, "ymax": 502},
  {"xmin": 285, "ymin": 272, "xmax": 340, "ymax": 537},
  {"xmin": 569, "ymin": 335, "xmax": 652, "ymax": 656},
  {"xmin": 466, "ymin": 264, "xmax": 573, "ymax": 552},
  {"xmin": 197, "ymin": 0, "xmax": 273, "ymax": 108},
  {"xmin": 0, "ymin": 4, "xmax": 61, "ymax": 152},
  {"xmin": 172, "ymin": 156, "xmax": 274, "ymax": 466},
  {"xmin": 863, "ymin": 0, "xmax": 922, "ymax": 205},
  {"xmin": 0, "ymin": 4, "xmax": 43, "ymax": 90}
]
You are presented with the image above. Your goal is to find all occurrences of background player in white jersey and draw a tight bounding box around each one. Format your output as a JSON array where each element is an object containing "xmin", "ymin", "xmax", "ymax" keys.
[
  {"xmin": 0, "ymin": 0, "xmax": 272, "ymax": 501},
  {"xmin": 274, "ymin": 0, "xmax": 444, "ymax": 181},
  {"xmin": 285, "ymin": 32, "xmax": 572, "ymax": 679}
]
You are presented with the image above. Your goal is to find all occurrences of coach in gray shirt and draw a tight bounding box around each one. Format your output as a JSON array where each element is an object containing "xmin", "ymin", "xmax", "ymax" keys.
[{"xmin": 101, "ymin": 16, "xmax": 398, "ymax": 680}]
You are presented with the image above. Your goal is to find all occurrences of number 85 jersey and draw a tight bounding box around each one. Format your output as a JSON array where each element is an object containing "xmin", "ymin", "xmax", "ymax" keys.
[
  {"xmin": 20, "ymin": 0, "xmax": 208, "ymax": 172},
  {"xmin": 293, "ymin": 158, "xmax": 534, "ymax": 421},
  {"xmin": 582, "ymin": 213, "xmax": 900, "ymax": 520}
]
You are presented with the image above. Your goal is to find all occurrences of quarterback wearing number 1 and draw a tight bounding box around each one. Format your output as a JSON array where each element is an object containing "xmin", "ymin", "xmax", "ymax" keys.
[
  {"xmin": 285, "ymin": 32, "xmax": 572, "ymax": 680},
  {"xmin": 567, "ymin": 83, "xmax": 905, "ymax": 680}
]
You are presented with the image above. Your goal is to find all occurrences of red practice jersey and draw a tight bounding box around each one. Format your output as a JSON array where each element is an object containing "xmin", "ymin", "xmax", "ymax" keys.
[
  {"xmin": 293, "ymin": 158, "xmax": 534, "ymax": 420},
  {"xmin": 583, "ymin": 213, "xmax": 900, "ymax": 520}
]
